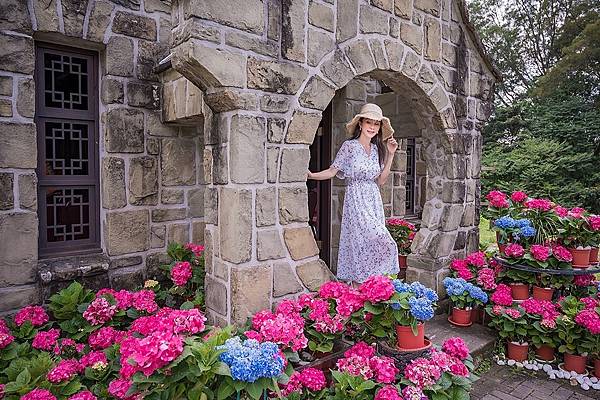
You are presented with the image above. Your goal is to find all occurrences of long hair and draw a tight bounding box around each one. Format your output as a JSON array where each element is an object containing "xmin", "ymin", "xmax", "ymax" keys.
[{"xmin": 350, "ymin": 118, "xmax": 386, "ymax": 167}]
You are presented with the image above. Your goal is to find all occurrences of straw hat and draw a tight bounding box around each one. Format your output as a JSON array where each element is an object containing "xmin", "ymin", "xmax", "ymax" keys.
[{"xmin": 345, "ymin": 103, "xmax": 394, "ymax": 141}]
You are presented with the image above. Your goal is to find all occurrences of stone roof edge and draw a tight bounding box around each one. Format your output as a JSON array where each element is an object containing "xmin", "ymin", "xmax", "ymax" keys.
[{"xmin": 457, "ymin": 0, "xmax": 503, "ymax": 81}]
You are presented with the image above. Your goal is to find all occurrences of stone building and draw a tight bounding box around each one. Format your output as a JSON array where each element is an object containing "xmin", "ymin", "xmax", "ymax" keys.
[{"xmin": 0, "ymin": 0, "xmax": 498, "ymax": 324}]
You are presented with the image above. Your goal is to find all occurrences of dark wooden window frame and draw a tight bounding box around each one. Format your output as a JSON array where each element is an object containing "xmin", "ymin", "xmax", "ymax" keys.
[
  {"xmin": 405, "ymin": 138, "xmax": 416, "ymax": 215},
  {"xmin": 35, "ymin": 43, "xmax": 101, "ymax": 258}
]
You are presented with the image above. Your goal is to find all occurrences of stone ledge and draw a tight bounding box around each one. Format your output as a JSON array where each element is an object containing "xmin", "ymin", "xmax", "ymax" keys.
[
  {"xmin": 427, "ymin": 313, "xmax": 496, "ymax": 356},
  {"xmin": 38, "ymin": 253, "xmax": 110, "ymax": 284}
]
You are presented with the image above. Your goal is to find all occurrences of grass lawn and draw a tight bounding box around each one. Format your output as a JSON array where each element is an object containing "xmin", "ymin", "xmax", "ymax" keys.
[{"xmin": 479, "ymin": 217, "xmax": 496, "ymax": 250}]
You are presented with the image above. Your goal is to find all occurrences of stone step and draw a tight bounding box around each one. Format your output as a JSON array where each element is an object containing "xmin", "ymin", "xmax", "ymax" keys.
[{"xmin": 427, "ymin": 313, "xmax": 497, "ymax": 356}]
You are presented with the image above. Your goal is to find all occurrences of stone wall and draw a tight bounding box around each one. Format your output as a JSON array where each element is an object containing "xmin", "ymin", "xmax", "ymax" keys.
[
  {"xmin": 0, "ymin": 0, "xmax": 207, "ymax": 314},
  {"xmin": 170, "ymin": 0, "xmax": 498, "ymax": 325}
]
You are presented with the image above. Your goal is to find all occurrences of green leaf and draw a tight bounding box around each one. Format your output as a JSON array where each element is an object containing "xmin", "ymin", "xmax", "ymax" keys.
[
  {"xmin": 246, "ymin": 382, "xmax": 264, "ymax": 400},
  {"xmin": 180, "ymin": 301, "xmax": 195, "ymax": 310},
  {"xmin": 15, "ymin": 369, "xmax": 31, "ymax": 386}
]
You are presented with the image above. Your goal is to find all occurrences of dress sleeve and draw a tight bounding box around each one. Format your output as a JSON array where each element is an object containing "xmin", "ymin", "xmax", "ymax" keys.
[{"xmin": 331, "ymin": 141, "xmax": 353, "ymax": 179}]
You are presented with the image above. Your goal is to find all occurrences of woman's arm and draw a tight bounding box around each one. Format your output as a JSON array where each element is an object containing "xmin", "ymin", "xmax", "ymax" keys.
[
  {"xmin": 307, "ymin": 167, "xmax": 338, "ymax": 181},
  {"xmin": 376, "ymin": 153, "xmax": 394, "ymax": 186}
]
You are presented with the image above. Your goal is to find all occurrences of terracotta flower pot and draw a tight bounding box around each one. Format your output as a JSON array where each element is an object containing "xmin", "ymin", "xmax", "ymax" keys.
[
  {"xmin": 590, "ymin": 247, "xmax": 599, "ymax": 264},
  {"xmin": 563, "ymin": 353, "xmax": 587, "ymax": 374},
  {"xmin": 507, "ymin": 341, "xmax": 529, "ymax": 361},
  {"xmin": 532, "ymin": 286, "xmax": 554, "ymax": 301},
  {"xmin": 594, "ymin": 358, "xmax": 600, "ymax": 379},
  {"xmin": 451, "ymin": 307, "xmax": 473, "ymax": 326},
  {"xmin": 471, "ymin": 306, "xmax": 484, "ymax": 324},
  {"xmin": 509, "ymin": 283, "xmax": 530, "ymax": 300},
  {"xmin": 396, "ymin": 323, "xmax": 425, "ymax": 350},
  {"xmin": 535, "ymin": 345, "xmax": 555, "ymax": 361},
  {"xmin": 569, "ymin": 248, "xmax": 591, "ymax": 268},
  {"xmin": 398, "ymin": 254, "xmax": 408, "ymax": 269}
]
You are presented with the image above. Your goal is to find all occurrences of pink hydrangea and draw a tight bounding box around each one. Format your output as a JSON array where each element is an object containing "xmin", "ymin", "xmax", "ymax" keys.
[
  {"xmin": 0, "ymin": 332, "xmax": 14, "ymax": 350},
  {"xmin": 374, "ymin": 385, "xmax": 402, "ymax": 400},
  {"xmin": 47, "ymin": 359, "xmax": 81, "ymax": 384},
  {"xmin": 404, "ymin": 357, "xmax": 442, "ymax": 388},
  {"xmin": 185, "ymin": 243, "xmax": 205, "ymax": 257},
  {"xmin": 568, "ymin": 207, "xmax": 586, "ymax": 219},
  {"xmin": 14, "ymin": 305, "xmax": 49, "ymax": 327},
  {"xmin": 80, "ymin": 351, "xmax": 108, "ymax": 368},
  {"xmin": 486, "ymin": 191, "xmax": 509, "ymax": 208},
  {"xmin": 552, "ymin": 244, "xmax": 573, "ymax": 262},
  {"xmin": 20, "ymin": 389, "xmax": 57, "ymax": 400},
  {"xmin": 504, "ymin": 243, "xmax": 525, "ymax": 258},
  {"xmin": 32, "ymin": 329, "xmax": 61, "ymax": 351},
  {"xmin": 119, "ymin": 330, "xmax": 184, "ymax": 378},
  {"xmin": 0, "ymin": 319, "xmax": 9, "ymax": 334},
  {"xmin": 0, "ymin": 384, "xmax": 4, "ymax": 399},
  {"xmin": 167, "ymin": 309, "xmax": 207, "ymax": 335},
  {"xmin": 170, "ymin": 261, "xmax": 193, "ymax": 286},
  {"xmin": 511, "ymin": 191, "xmax": 528, "ymax": 203},
  {"xmin": 69, "ymin": 391, "xmax": 97, "ymax": 400},
  {"xmin": 520, "ymin": 299, "xmax": 559, "ymax": 321},
  {"xmin": 589, "ymin": 215, "xmax": 600, "ymax": 231},
  {"xmin": 505, "ymin": 308, "xmax": 522, "ymax": 319},
  {"xmin": 318, "ymin": 281, "xmax": 350, "ymax": 299},
  {"xmin": 554, "ymin": 206, "xmax": 569, "ymax": 217},
  {"xmin": 370, "ymin": 356, "xmax": 399, "ymax": 383},
  {"xmin": 530, "ymin": 245, "xmax": 550, "ymax": 262},
  {"xmin": 359, "ymin": 275, "xmax": 395, "ymax": 303},
  {"xmin": 581, "ymin": 297, "xmax": 599, "ymax": 309},
  {"xmin": 574, "ymin": 275, "xmax": 595, "ymax": 287},
  {"xmin": 83, "ymin": 297, "xmax": 117, "ymax": 325},
  {"xmin": 275, "ymin": 299, "xmax": 303, "ymax": 315},
  {"xmin": 253, "ymin": 312, "xmax": 307, "ymax": 351},
  {"xmin": 450, "ymin": 259, "xmax": 474, "ymax": 280},
  {"xmin": 297, "ymin": 368, "xmax": 327, "ymax": 391},
  {"xmin": 476, "ymin": 268, "xmax": 497, "ymax": 290},
  {"xmin": 335, "ymin": 289, "xmax": 366, "ymax": 316},
  {"xmin": 575, "ymin": 309, "xmax": 600, "ymax": 334},
  {"xmin": 88, "ymin": 327, "xmax": 125, "ymax": 350},
  {"xmin": 524, "ymin": 198, "xmax": 553, "ymax": 211},
  {"xmin": 108, "ymin": 378, "xmax": 133, "ymax": 399},
  {"xmin": 402, "ymin": 386, "xmax": 427, "ymax": 400},
  {"xmin": 131, "ymin": 290, "xmax": 158, "ymax": 314},
  {"xmin": 490, "ymin": 284, "xmax": 513, "ymax": 306},
  {"xmin": 450, "ymin": 362, "xmax": 469, "ymax": 376},
  {"xmin": 344, "ymin": 341, "xmax": 376, "ymax": 358},
  {"xmin": 466, "ymin": 251, "xmax": 486, "ymax": 268},
  {"xmin": 442, "ymin": 337, "xmax": 469, "ymax": 360},
  {"xmin": 113, "ymin": 290, "xmax": 134, "ymax": 310},
  {"xmin": 336, "ymin": 354, "xmax": 374, "ymax": 380}
]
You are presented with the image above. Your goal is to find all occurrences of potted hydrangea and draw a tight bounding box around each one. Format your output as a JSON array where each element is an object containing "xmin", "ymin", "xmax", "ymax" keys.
[
  {"xmin": 587, "ymin": 214, "xmax": 600, "ymax": 264},
  {"xmin": 385, "ymin": 218, "xmax": 417, "ymax": 269},
  {"xmin": 557, "ymin": 207, "xmax": 593, "ymax": 268},
  {"xmin": 521, "ymin": 298, "xmax": 561, "ymax": 361},
  {"xmin": 486, "ymin": 304, "xmax": 530, "ymax": 361},
  {"xmin": 492, "ymin": 216, "xmax": 537, "ymax": 252},
  {"xmin": 556, "ymin": 296, "xmax": 589, "ymax": 373},
  {"xmin": 575, "ymin": 300, "xmax": 600, "ymax": 378},
  {"xmin": 443, "ymin": 278, "xmax": 488, "ymax": 327}
]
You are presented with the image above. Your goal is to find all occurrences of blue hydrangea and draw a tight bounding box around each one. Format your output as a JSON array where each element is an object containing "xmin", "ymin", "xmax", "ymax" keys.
[
  {"xmin": 520, "ymin": 226, "xmax": 536, "ymax": 238},
  {"xmin": 218, "ymin": 337, "xmax": 285, "ymax": 382},
  {"xmin": 443, "ymin": 277, "xmax": 467, "ymax": 296},
  {"xmin": 495, "ymin": 216, "xmax": 516, "ymax": 229},
  {"xmin": 408, "ymin": 297, "xmax": 434, "ymax": 321},
  {"xmin": 390, "ymin": 302, "xmax": 401, "ymax": 310},
  {"xmin": 515, "ymin": 219, "xmax": 532, "ymax": 228},
  {"xmin": 467, "ymin": 284, "xmax": 488, "ymax": 304},
  {"xmin": 393, "ymin": 280, "xmax": 411, "ymax": 293}
]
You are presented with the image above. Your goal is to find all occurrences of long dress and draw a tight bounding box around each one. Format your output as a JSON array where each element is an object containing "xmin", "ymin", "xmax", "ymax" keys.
[{"xmin": 331, "ymin": 139, "xmax": 399, "ymax": 283}]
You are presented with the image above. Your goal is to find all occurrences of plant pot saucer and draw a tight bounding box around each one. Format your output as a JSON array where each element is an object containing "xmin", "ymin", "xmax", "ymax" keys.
[
  {"xmin": 534, "ymin": 356, "xmax": 556, "ymax": 364},
  {"xmin": 396, "ymin": 338, "xmax": 432, "ymax": 352},
  {"xmin": 448, "ymin": 316, "xmax": 473, "ymax": 327},
  {"xmin": 572, "ymin": 264, "xmax": 590, "ymax": 269},
  {"xmin": 558, "ymin": 363, "xmax": 589, "ymax": 376}
]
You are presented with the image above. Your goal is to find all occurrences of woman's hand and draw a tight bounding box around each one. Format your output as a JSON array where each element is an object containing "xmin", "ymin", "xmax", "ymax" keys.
[
  {"xmin": 386, "ymin": 138, "xmax": 398, "ymax": 155},
  {"xmin": 307, "ymin": 170, "xmax": 313, "ymax": 180}
]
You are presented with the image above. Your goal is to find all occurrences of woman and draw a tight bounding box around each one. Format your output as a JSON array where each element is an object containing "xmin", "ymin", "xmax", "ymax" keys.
[{"xmin": 308, "ymin": 103, "xmax": 400, "ymax": 285}]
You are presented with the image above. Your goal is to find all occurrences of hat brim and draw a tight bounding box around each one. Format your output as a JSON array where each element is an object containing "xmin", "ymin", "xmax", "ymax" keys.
[{"xmin": 345, "ymin": 112, "xmax": 394, "ymax": 141}]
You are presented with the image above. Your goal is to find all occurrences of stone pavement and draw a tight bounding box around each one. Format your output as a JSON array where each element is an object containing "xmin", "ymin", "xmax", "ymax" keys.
[{"xmin": 471, "ymin": 363, "xmax": 598, "ymax": 400}]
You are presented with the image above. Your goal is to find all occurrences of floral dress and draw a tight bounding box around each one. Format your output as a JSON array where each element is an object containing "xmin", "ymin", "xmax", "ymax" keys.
[{"xmin": 331, "ymin": 139, "xmax": 399, "ymax": 283}]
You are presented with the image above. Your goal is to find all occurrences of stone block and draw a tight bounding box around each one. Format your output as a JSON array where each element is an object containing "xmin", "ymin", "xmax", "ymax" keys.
[
  {"xmin": 147, "ymin": 138, "xmax": 160, "ymax": 155},
  {"xmin": 256, "ymin": 187, "xmax": 276, "ymax": 227},
  {"xmin": 0, "ymin": 173, "xmax": 14, "ymax": 210},
  {"xmin": 87, "ymin": 0, "xmax": 114, "ymax": 41},
  {"xmin": 299, "ymin": 75, "xmax": 335, "ymax": 110},
  {"xmin": 105, "ymin": 108, "xmax": 144, "ymax": 153},
  {"xmin": 106, "ymin": 36, "xmax": 134, "ymax": 77},
  {"xmin": 192, "ymin": 221, "xmax": 205, "ymax": 244},
  {"xmin": 284, "ymin": 226, "xmax": 319, "ymax": 260},
  {"xmin": 427, "ymin": 231, "xmax": 456, "ymax": 258},
  {"xmin": 230, "ymin": 264, "xmax": 271, "ymax": 325},
  {"xmin": 281, "ymin": 0, "xmax": 307, "ymax": 62},
  {"xmin": 384, "ymin": 40, "xmax": 405, "ymax": 71},
  {"xmin": 109, "ymin": 266, "xmax": 145, "ymax": 291},
  {"xmin": 17, "ymin": 78, "xmax": 34, "ymax": 118},
  {"xmin": 230, "ymin": 115, "xmax": 265, "ymax": 184},
  {"xmin": 211, "ymin": 145, "xmax": 227, "ymax": 184},
  {"xmin": 204, "ymin": 188, "xmax": 218, "ymax": 225},
  {"xmin": 279, "ymin": 186, "xmax": 309, "ymax": 224},
  {"xmin": 32, "ymin": 0, "xmax": 60, "ymax": 32},
  {"xmin": 168, "ymin": 223, "xmax": 190, "ymax": 244},
  {"xmin": 205, "ymin": 275, "xmax": 228, "ymax": 316},
  {"xmin": 146, "ymin": 111, "xmax": 179, "ymax": 137},
  {"xmin": 105, "ymin": 210, "xmax": 150, "ymax": 256},
  {"xmin": 0, "ymin": 33, "xmax": 34, "ymax": 74},
  {"xmin": 308, "ymin": 1, "xmax": 334, "ymax": 32},
  {"xmin": 320, "ymin": 49, "xmax": 355, "ymax": 87},
  {"xmin": 417, "ymin": 65, "xmax": 436, "ymax": 94},
  {"xmin": 172, "ymin": 17, "xmax": 221, "ymax": 46},
  {"xmin": 260, "ymin": 95, "xmax": 291, "ymax": 113},
  {"xmin": 225, "ymin": 31, "xmax": 278, "ymax": 57},
  {"xmin": 204, "ymin": 89, "xmax": 258, "ymax": 113},
  {"xmin": 430, "ymin": 85, "xmax": 449, "ymax": 110},
  {"xmin": 0, "ymin": 99, "xmax": 11, "ymax": 117},
  {"xmin": 152, "ymin": 208, "xmax": 187, "ymax": 222},
  {"xmin": 285, "ymin": 111, "xmax": 321, "ymax": 144},
  {"xmin": 393, "ymin": 187, "xmax": 406, "ymax": 215},
  {"xmin": 296, "ymin": 259, "xmax": 333, "ymax": 291},
  {"xmin": 400, "ymin": 23, "xmax": 423, "ymax": 54},
  {"xmin": 279, "ymin": 149, "xmax": 310, "ymax": 183},
  {"xmin": 360, "ymin": 4, "xmax": 388, "ymax": 34},
  {"xmin": 0, "ymin": 204, "xmax": 37, "ymax": 285},
  {"xmin": 0, "ymin": 0, "xmax": 32, "ymax": 33},
  {"xmin": 415, "ymin": 0, "xmax": 441, "ymax": 16},
  {"xmin": 101, "ymin": 78, "xmax": 124, "ymax": 104},
  {"xmin": 185, "ymin": 0, "xmax": 264, "ymax": 34},
  {"xmin": 0, "ymin": 285, "xmax": 39, "ymax": 312},
  {"xmin": 257, "ymin": 229, "xmax": 286, "ymax": 261},
  {"xmin": 187, "ymin": 188, "xmax": 204, "ymax": 218},
  {"xmin": 267, "ymin": 119, "xmax": 286, "ymax": 143},
  {"xmin": 336, "ymin": 0, "xmax": 358, "ymax": 42},
  {"xmin": 401, "ymin": 50, "xmax": 421, "ymax": 78},
  {"xmin": 424, "ymin": 17, "xmax": 441, "ymax": 61},
  {"xmin": 0, "ymin": 123, "xmax": 36, "ymax": 168},
  {"xmin": 273, "ymin": 262, "xmax": 304, "ymax": 297},
  {"xmin": 0, "ymin": 76, "xmax": 12, "ymax": 96},
  {"xmin": 150, "ymin": 225, "xmax": 166, "ymax": 248},
  {"xmin": 161, "ymin": 138, "xmax": 196, "ymax": 186},
  {"xmin": 18, "ymin": 174, "xmax": 37, "ymax": 211},
  {"xmin": 102, "ymin": 157, "xmax": 126, "ymax": 209},
  {"xmin": 145, "ymin": 0, "xmax": 170, "ymax": 14},
  {"xmin": 145, "ymin": 252, "xmax": 171, "ymax": 280},
  {"xmin": 394, "ymin": 0, "xmax": 412, "ymax": 19},
  {"xmin": 112, "ymin": 11, "xmax": 157, "ymax": 40},
  {"xmin": 267, "ymin": 0, "xmax": 281, "ymax": 40},
  {"xmin": 307, "ymin": 28, "xmax": 336, "ymax": 67},
  {"xmin": 127, "ymin": 82, "xmax": 157, "ymax": 109},
  {"xmin": 138, "ymin": 40, "xmax": 169, "ymax": 81},
  {"xmin": 345, "ymin": 39, "xmax": 376, "ymax": 75},
  {"xmin": 61, "ymin": 0, "xmax": 87, "ymax": 37},
  {"xmin": 219, "ymin": 188, "xmax": 252, "ymax": 263},
  {"xmin": 441, "ymin": 204, "xmax": 464, "ymax": 232},
  {"xmin": 128, "ymin": 156, "xmax": 158, "ymax": 205},
  {"xmin": 247, "ymin": 58, "xmax": 309, "ymax": 95},
  {"xmin": 370, "ymin": 39, "xmax": 390, "ymax": 70}
]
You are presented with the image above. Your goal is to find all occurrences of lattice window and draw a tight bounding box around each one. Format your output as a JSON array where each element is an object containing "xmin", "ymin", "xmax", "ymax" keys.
[
  {"xmin": 36, "ymin": 44, "xmax": 99, "ymax": 257},
  {"xmin": 405, "ymin": 139, "xmax": 416, "ymax": 214}
]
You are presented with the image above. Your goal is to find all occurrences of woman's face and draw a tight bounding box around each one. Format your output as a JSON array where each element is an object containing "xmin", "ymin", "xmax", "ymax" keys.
[{"xmin": 360, "ymin": 118, "xmax": 381, "ymax": 139}]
